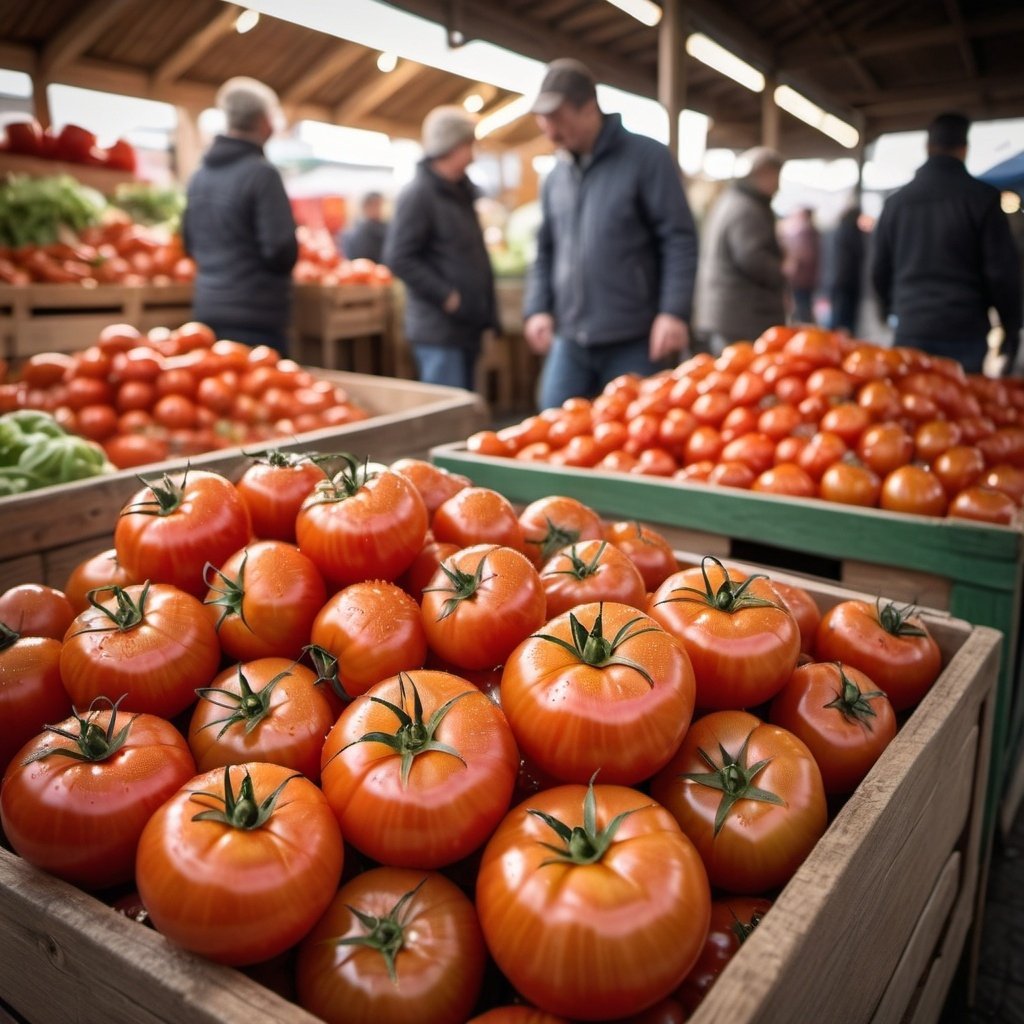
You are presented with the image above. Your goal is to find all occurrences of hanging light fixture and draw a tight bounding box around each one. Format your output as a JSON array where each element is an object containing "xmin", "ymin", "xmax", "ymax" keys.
[
  {"xmin": 234, "ymin": 9, "xmax": 260, "ymax": 33},
  {"xmin": 603, "ymin": 0, "xmax": 662, "ymax": 27}
]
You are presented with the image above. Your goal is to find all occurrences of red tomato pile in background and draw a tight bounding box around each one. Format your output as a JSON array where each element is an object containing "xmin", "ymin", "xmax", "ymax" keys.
[
  {"xmin": 0, "ymin": 217, "xmax": 194, "ymax": 286},
  {"xmin": 0, "ymin": 457, "xmax": 946, "ymax": 1021},
  {"xmin": 293, "ymin": 225, "xmax": 393, "ymax": 286},
  {"xmin": 0, "ymin": 322, "xmax": 369, "ymax": 469},
  {"xmin": 469, "ymin": 326, "xmax": 1024, "ymax": 525},
  {"xmin": 2, "ymin": 119, "xmax": 137, "ymax": 172}
]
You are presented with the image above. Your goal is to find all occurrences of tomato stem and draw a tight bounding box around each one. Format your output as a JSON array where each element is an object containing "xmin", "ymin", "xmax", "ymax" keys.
[
  {"xmin": 424, "ymin": 551, "xmax": 495, "ymax": 621},
  {"xmin": 122, "ymin": 467, "xmax": 190, "ymax": 518},
  {"xmin": 335, "ymin": 673, "xmax": 470, "ymax": 787},
  {"xmin": 534, "ymin": 603, "xmax": 660, "ymax": 686},
  {"xmin": 543, "ymin": 540, "xmax": 608, "ymax": 581},
  {"xmin": 304, "ymin": 643, "xmax": 354, "ymax": 703},
  {"xmin": 190, "ymin": 765, "xmax": 300, "ymax": 830},
  {"xmin": 195, "ymin": 662, "xmax": 296, "ymax": 737},
  {"xmin": 682, "ymin": 730, "xmax": 785, "ymax": 836},
  {"xmin": 335, "ymin": 878, "xmax": 428, "ymax": 982},
  {"xmin": 528, "ymin": 516, "xmax": 585, "ymax": 565},
  {"xmin": 875, "ymin": 598, "xmax": 928, "ymax": 638},
  {"xmin": 530, "ymin": 775, "xmax": 643, "ymax": 867},
  {"xmin": 823, "ymin": 662, "xmax": 886, "ymax": 727},
  {"xmin": 655, "ymin": 555, "xmax": 783, "ymax": 615},
  {"xmin": 0, "ymin": 620, "xmax": 20, "ymax": 651},
  {"xmin": 70, "ymin": 581, "xmax": 150, "ymax": 635},
  {"xmin": 25, "ymin": 695, "xmax": 135, "ymax": 764}
]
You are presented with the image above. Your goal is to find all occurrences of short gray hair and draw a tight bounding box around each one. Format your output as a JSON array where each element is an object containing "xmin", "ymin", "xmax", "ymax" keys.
[{"xmin": 216, "ymin": 77, "xmax": 282, "ymax": 133}]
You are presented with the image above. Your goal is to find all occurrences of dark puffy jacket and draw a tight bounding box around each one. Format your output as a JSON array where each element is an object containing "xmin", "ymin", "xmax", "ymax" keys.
[
  {"xmin": 523, "ymin": 113, "xmax": 697, "ymax": 345},
  {"xmin": 340, "ymin": 218, "xmax": 387, "ymax": 263},
  {"xmin": 182, "ymin": 135, "xmax": 297, "ymax": 337},
  {"xmin": 872, "ymin": 154, "xmax": 1022, "ymax": 362},
  {"xmin": 383, "ymin": 161, "xmax": 497, "ymax": 351}
]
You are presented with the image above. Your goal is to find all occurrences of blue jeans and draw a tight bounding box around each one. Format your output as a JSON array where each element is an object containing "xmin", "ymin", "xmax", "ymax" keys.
[
  {"xmin": 538, "ymin": 335, "xmax": 667, "ymax": 410},
  {"xmin": 413, "ymin": 344, "xmax": 477, "ymax": 391}
]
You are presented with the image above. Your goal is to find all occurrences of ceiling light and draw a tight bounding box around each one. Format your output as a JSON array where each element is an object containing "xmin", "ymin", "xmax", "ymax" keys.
[
  {"xmin": 377, "ymin": 51, "xmax": 398, "ymax": 73},
  {"xmin": 476, "ymin": 95, "xmax": 531, "ymax": 139},
  {"xmin": 603, "ymin": 0, "xmax": 662, "ymax": 27},
  {"xmin": 774, "ymin": 85, "xmax": 860, "ymax": 149},
  {"xmin": 235, "ymin": 9, "xmax": 260, "ymax": 33},
  {"xmin": 463, "ymin": 93, "xmax": 485, "ymax": 113},
  {"xmin": 686, "ymin": 33, "xmax": 764, "ymax": 93}
]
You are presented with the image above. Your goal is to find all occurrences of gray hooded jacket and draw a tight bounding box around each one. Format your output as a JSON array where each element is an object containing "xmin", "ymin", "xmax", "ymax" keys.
[{"xmin": 523, "ymin": 113, "xmax": 697, "ymax": 345}]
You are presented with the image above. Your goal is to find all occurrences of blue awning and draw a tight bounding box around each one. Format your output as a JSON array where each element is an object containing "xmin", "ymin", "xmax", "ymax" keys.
[{"xmin": 979, "ymin": 151, "xmax": 1024, "ymax": 191}]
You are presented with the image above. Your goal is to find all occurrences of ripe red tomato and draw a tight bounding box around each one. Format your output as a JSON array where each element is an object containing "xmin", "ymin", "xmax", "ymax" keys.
[
  {"xmin": 932, "ymin": 445, "xmax": 986, "ymax": 497},
  {"xmin": 234, "ymin": 449, "xmax": 327, "ymax": 543},
  {"xmin": 947, "ymin": 485, "xmax": 1017, "ymax": 525},
  {"xmin": 649, "ymin": 558, "xmax": 800, "ymax": 709},
  {"xmin": 0, "ymin": 584, "xmax": 74, "ymax": 639},
  {"xmin": 60, "ymin": 582, "xmax": 221, "ymax": 718},
  {"xmin": 500, "ymin": 601, "xmax": 695, "ymax": 785},
  {"xmin": 751, "ymin": 463, "xmax": 816, "ymax": 497},
  {"xmin": 720, "ymin": 433, "xmax": 775, "ymax": 475},
  {"xmin": 320, "ymin": 670, "xmax": 518, "ymax": 868},
  {"xmin": 603, "ymin": 520, "xmax": 679, "ymax": 591},
  {"xmin": 983, "ymin": 464, "xmax": 1024, "ymax": 505},
  {"xmin": 390, "ymin": 457, "xmax": 471, "ymax": 517},
  {"xmin": 818, "ymin": 462, "xmax": 881, "ymax": 507},
  {"xmin": 770, "ymin": 580, "xmax": 821, "ymax": 655},
  {"xmin": 815, "ymin": 599, "xmax": 942, "ymax": 711},
  {"xmin": 421, "ymin": 544, "xmax": 546, "ymax": 671},
  {"xmin": 63, "ymin": 548, "xmax": 136, "ymax": 613},
  {"xmin": 476, "ymin": 781, "xmax": 711, "ymax": 1020},
  {"xmin": 296, "ymin": 867, "xmax": 486, "ymax": 1024},
  {"xmin": 296, "ymin": 459, "xmax": 428, "ymax": 588},
  {"xmin": 398, "ymin": 539, "xmax": 460, "ymax": 600},
  {"xmin": 517, "ymin": 495, "xmax": 604, "ymax": 568},
  {"xmin": 469, "ymin": 1010, "xmax": 568, "ymax": 1024},
  {"xmin": 432, "ymin": 486, "xmax": 525, "ymax": 553},
  {"xmin": 188, "ymin": 658, "xmax": 335, "ymax": 782},
  {"xmin": 310, "ymin": 580, "xmax": 428, "ymax": 699},
  {"xmin": 0, "ymin": 699, "xmax": 195, "ymax": 888},
  {"xmin": 103, "ymin": 432, "xmax": 171, "ymax": 469},
  {"xmin": 676, "ymin": 896, "xmax": 773, "ymax": 1014},
  {"xmin": 539, "ymin": 540, "xmax": 648, "ymax": 618},
  {"xmin": 136, "ymin": 763, "xmax": 343, "ymax": 965},
  {"xmin": 203, "ymin": 540, "xmax": 326, "ymax": 661},
  {"xmin": 797, "ymin": 431, "xmax": 848, "ymax": 481},
  {"xmin": 0, "ymin": 629, "xmax": 71, "ymax": 774},
  {"xmin": 769, "ymin": 661, "xmax": 897, "ymax": 794},
  {"xmin": 650, "ymin": 710, "xmax": 827, "ymax": 893},
  {"xmin": 707, "ymin": 460, "xmax": 756, "ymax": 489},
  {"xmin": 115, "ymin": 469, "xmax": 252, "ymax": 596},
  {"xmin": 914, "ymin": 419, "xmax": 962, "ymax": 462},
  {"xmin": 856, "ymin": 379, "xmax": 902, "ymax": 421},
  {"xmin": 880, "ymin": 465, "xmax": 947, "ymax": 517},
  {"xmin": 819, "ymin": 403, "xmax": 870, "ymax": 447}
]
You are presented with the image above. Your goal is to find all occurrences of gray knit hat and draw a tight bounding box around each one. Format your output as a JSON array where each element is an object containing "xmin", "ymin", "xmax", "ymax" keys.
[{"xmin": 422, "ymin": 105, "xmax": 478, "ymax": 159}]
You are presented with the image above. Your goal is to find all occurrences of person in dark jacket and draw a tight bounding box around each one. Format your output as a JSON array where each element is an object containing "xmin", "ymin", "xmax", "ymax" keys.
[
  {"xmin": 780, "ymin": 206, "xmax": 821, "ymax": 325},
  {"xmin": 828, "ymin": 204, "xmax": 866, "ymax": 335},
  {"xmin": 872, "ymin": 112, "xmax": 1022, "ymax": 374},
  {"xmin": 182, "ymin": 77, "xmax": 297, "ymax": 353},
  {"xmin": 523, "ymin": 59, "xmax": 697, "ymax": 411},
  {"xmin": 339, "ymin": 192, "xmax": 387, "ymax": 263},
  {"xmin": 383, "ymin": 106, "xmax": 497, "ymax": 391},
  {"xmin": 694, "ymin": 148, "xmax": 787, "ymax": 351}
]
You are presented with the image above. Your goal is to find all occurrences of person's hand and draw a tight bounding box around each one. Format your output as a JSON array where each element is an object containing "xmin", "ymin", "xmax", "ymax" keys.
[
  {"xmin": 443, "ymin": 290, "xmax": 461, "ymax": 314},
  {"xmin": 524, "ymin": 313, "xmax": 555, "ymax": 355},
  {"xmin": 649, "ymin": 313, "xmax": 688, "ymax": 362}
]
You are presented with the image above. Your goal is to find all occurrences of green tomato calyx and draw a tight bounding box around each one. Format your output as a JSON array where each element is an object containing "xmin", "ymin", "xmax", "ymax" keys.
[
  {"xmin": 657, "ymin": 555, "xmax": 782, "ymax": 615},
  {"xmin": 336, "ymin": 878, "xmax": 428, "ymax": 982},
  {"xmin": 195, "ymin": 662, "xmax": 297, "ymax": 737},
  {"xmin": 25, "ymin": 695, "xmax": 134, "ymax": 764},
  {"xmin": 190, "ymin": 765, "xmax": 299, "ymax": 830}
]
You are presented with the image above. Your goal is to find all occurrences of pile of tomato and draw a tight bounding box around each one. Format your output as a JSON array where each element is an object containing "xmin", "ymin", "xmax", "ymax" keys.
[
  {"xmin": 0, "ymin": 321, "xmax": 370, "ymax": 469},
  {"xmin": 2, "ymin": 119, "xmax": 137, "ymax": 172},
  {"xmin": 469, "ymin": 326, "xmax": 1024, "ymax": 525},
  {"xmin": 0, "ymin": 218, "xmax": 195, "ymax": 287},
  {"xmin": 293, "ymin": 226, "xmax": 393, "ymax": 287},
  {"xmin": 0, "ymin": 454, "xmax": 946, "ymax": 1022}
]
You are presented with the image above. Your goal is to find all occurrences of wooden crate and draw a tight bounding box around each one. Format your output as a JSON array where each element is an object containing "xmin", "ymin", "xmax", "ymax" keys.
[
  {"xmin": 290, "ymin": 283, "xmax": 391, "ymax": 375},
  {"xmin": 0, "ymin": 283, "xmax": 193, "ymax": 359},
  {"xmin": 430, "ymin": 445, "xmax": 1024, "ymax": 838},
  {"xmin": 0, "ymin": 575, "xmax": 999, "ymax": 1024},
  {"xmin": 0, "ymin": 374, "xmax": 486, "ymax": 592}
]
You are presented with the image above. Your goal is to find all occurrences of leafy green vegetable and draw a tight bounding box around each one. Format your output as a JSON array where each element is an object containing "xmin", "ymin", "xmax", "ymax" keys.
[
  {"xmin": 0, "ymin": 175, "xmax": 106, "ymax": 248},
  {"xmin": 112, "ymin": 183, "xmax": 185, "ymax": 231},
  {"xmin": 0, "ymin": 410, "xmax": 112, "ymax": 493}
]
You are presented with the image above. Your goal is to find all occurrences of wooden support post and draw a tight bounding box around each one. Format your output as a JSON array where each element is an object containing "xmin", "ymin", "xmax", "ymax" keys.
[
  {"xmin": 658, "ymin": 0, "xmax": 687, "ymax": 160},
  {"xmin": 173, "ymin": 105, "xmax": 204, "ymax": 182},
  {"xmin": 761, "ymin": 72, "xmax": 780, "ymax": 151},
  {"xmin": 31, "ymin": 78, "xmax": 51, "ymax": 130}
]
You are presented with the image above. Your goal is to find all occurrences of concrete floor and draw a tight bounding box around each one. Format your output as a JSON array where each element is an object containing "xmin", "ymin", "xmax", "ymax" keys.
[{"xmin": 940, "ymin": 808, "xmax": 1024, "ymax": 1023}]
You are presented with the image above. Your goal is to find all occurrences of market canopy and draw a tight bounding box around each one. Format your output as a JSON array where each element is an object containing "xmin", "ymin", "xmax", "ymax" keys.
[{"xmin": 0, "ymin": 0, "xmax": 1022, "ymax": 157}]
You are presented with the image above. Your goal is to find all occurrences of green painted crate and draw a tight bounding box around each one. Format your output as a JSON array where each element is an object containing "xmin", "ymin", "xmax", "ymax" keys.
[{"xmin": 431, "ymin": 443, "xmax": 1024, "ymax": 838}]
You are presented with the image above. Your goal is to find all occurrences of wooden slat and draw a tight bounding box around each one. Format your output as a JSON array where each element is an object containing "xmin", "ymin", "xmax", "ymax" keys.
[
  {"xmin": 334, "ymin": 60, "xmax": 424, "ymax": 125},
  {"xmin": 280, "ymin": 43, "xmax": 366, "ymax": 106},
  {"xmin": 151, "ymin": 4, "xmax": 239, "ymax": 85},
  {"xmin": 36, "ymin": 0, "xmax": 136, "ymax": 80}
]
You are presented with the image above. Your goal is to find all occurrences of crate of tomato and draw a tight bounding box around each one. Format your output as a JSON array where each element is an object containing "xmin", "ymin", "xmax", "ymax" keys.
[
  {"xmin": 432, "ymin": 326, "xmax": 1024, "ymax": 838},
  {"xmin": 0, "ymin": 459, "xmax": 1001, "ymax": 1023}
]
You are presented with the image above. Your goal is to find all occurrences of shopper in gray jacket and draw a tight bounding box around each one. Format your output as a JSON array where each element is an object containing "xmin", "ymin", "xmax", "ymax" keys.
[
  {"xmin": 523, "ymin": 59, "xmax": 697, "ymax": 410},
  {"xmin": 384, "ymin": 106, "xmax": 497, "ymax": 391},
  {"xmin": 182, "ymin": 78, "xmax": 297, "ymax": 352},
  {"xmin": 693, "ymin": 148, "xmax": 787, "ymax": 351}
]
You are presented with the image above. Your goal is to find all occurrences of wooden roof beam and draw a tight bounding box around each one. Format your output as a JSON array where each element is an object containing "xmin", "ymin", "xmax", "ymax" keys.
[
  {"xmin": 943, "ymin": 0, "xmax": 978, "ymax": 79},
  {"xmin": 334, "ymin": 59, "xmax": 424, "ymax": 125},
  {"xmin": 281, "ymin": 43, "xmax": 366, "ymax": 106},
  {"xmin": 38, "ymin": 0, "xmax": 136, "ymax": 80},
  {"xmin": 781, "ymin": 0, "xmax": 878, "ymax": 92},
  {"xmin": 152, "ymin": 5, "xmax": 240, "ymax": 86}
]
